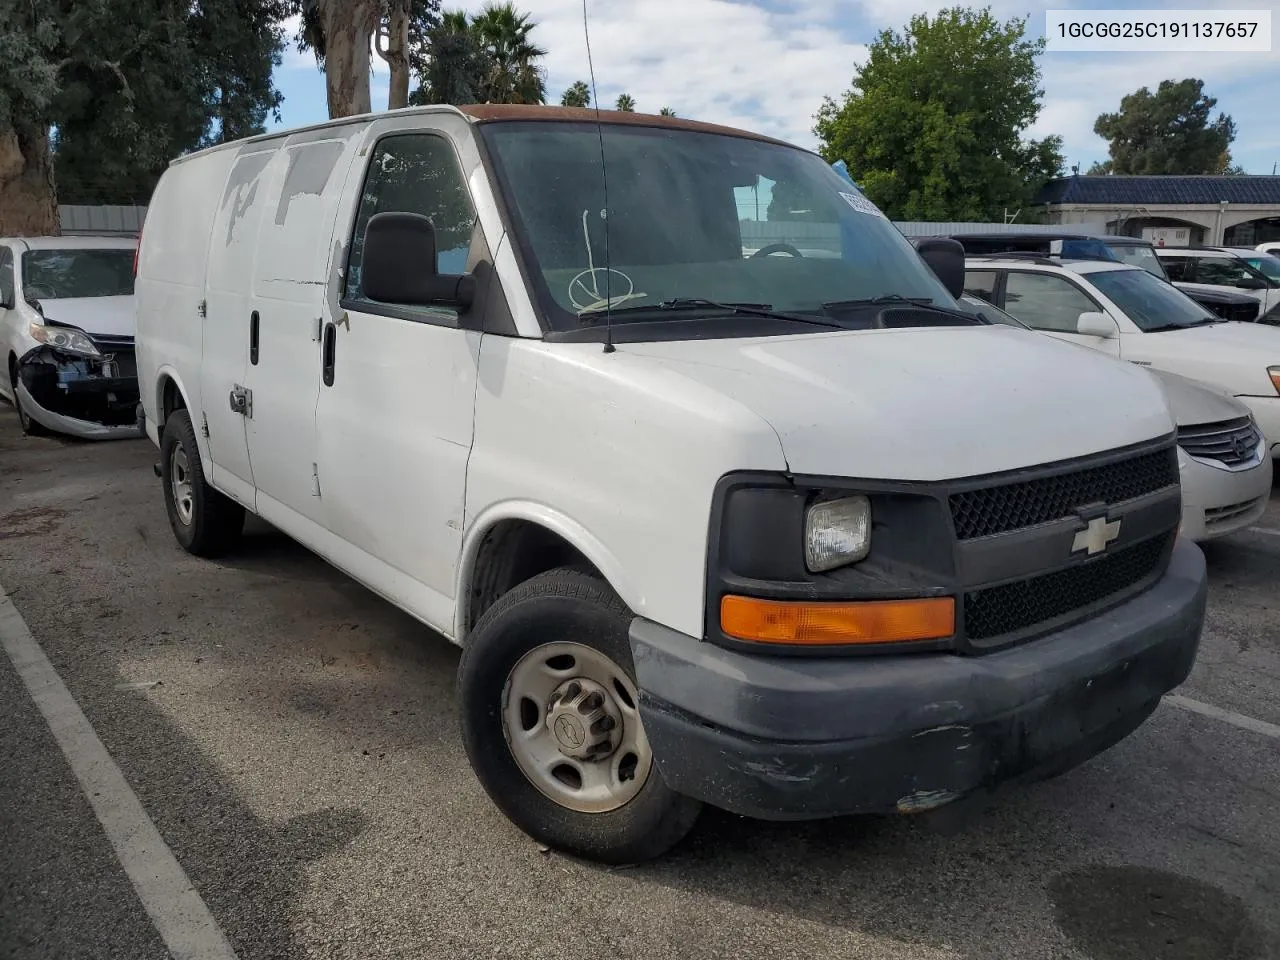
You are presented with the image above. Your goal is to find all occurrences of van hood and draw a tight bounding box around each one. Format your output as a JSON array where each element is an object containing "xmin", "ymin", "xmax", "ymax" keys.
[
  {"xmin": 1132, "ymin": 321, "xmax": 1280, "ymax": 396},
  {"xmin": 618, "ymin": 325, "xmax": 1173, "ymax": 481},
  {"xmin": 35, "ymin": 296, "xmax": 137, "ymax": 340}
]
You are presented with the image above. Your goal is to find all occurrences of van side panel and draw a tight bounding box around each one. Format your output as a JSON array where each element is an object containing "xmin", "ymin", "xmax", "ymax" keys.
[
  {"xmin": 136, "ymin": 150, "xmax": 238, "ymax": 461},
  {"xmin": 243, "ymin": 129, "xmax": 362, "ymax": 525},
  {"xmin": 200, "ymin": 144, "xmax": 285, "ymax": 507}
]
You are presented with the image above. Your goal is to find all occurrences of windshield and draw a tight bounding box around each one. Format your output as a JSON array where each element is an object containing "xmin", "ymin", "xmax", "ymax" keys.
[
  {"xmin": 480, "ymin": 122, "xmax": 955, "ymax": 337},
  {"xmin": 21, "ymin": 248, "xmax": 135, "ymax": 299},
  {"xmin": 1244, "ymin": 255, "xmax": 1280, "ymax": 282},
  {"xmin": 1106, "ymin": 242, "xmax": 1167, "ymax": 279},
  {"xmin": 1089, "ymin": 267, "xmax": 1216, "ymax": 331}
]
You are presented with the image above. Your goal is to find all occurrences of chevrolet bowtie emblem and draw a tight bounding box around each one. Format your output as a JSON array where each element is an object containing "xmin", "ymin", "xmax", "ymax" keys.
[{"xmin": 1072, "ymin": 515, "xmax": 1121, "ymax": 556}]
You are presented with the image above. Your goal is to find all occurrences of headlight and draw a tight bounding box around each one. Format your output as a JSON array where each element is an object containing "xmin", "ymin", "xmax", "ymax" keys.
[
  {"xmin": 804, "ymin": 495, "xmax": 871, "ymax": 572},
  {"xmin": 1269, "ymin": 365, "xmax": 1280, "ymax": 396},
  {"xmin": 29, "ymin": 322, "xmax": 100, "ymax": 357}
]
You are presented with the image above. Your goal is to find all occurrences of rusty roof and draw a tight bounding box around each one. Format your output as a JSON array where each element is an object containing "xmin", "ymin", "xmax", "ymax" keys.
[{"xmin": 457, "ymin": 104, "xmax": 799, "ymax": 149}]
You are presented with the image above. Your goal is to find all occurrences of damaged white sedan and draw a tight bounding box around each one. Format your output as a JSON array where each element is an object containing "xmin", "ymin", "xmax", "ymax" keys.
[{"xmin": 0, "ymin": 235, "xmax": 143, "ymax": 440}]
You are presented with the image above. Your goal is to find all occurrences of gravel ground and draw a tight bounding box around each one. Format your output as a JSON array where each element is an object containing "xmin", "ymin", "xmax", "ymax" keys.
[{"xmin": 1, "ymin": 409, "xmax": 1277, "ymax": 960}]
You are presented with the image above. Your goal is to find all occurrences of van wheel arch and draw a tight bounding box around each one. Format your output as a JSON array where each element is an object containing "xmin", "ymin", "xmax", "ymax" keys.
[
  {"xmin": 157, "ymin": 375, "xmax": 188, "ymax": 444},
  {"xmin": 463, "ymin": 520, "xmax": 608, "ymax": 638}
]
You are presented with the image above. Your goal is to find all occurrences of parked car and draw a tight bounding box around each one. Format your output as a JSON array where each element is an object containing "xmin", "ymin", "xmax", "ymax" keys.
[
  {"xmin": 0, "ymin": 235, "xmax": 143, "ymax": 439},
  {"xmin": 1155, "ymin": 246, "xmax": 1280, "ymax": 322},
  {"xmin": 1257, "ymin": 241, "xmax": 1280, "ymax": 256},
  {"xmin": 948, "ymin": 232, "xmax": 1263, "ymax": 324},
  {"xmin": 958, "ymin": 295, "xmax": 1272, "ymax": 540},
  {"xmin": 136, "ymin": 105, "xmax": 1207, "ymax": 864},
  {"xmin": 962, "ymin": 254, "xmax": 1280, "ymax": 460}
]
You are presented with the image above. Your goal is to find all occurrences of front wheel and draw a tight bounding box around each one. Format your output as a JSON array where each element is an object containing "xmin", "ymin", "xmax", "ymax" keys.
[
  {"xmin": 10, "ymin": 363, "xmax": 48, "ymax": 436},
  {"xmin": 458, "ymin": 567, "xmax": 702, "ymax": 864},
  {"xmin": 160, "ymin": 409, "xmax": 245, "ymax": 557}
]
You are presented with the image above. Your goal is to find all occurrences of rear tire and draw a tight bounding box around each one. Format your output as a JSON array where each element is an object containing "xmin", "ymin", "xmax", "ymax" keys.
[
  {"xmin": 160, "ymin": 409, "xmax": 245, "ymax": 557},
  {"xmin": 458, "ymin": 567, "xmax": 702, "ymax": 864}
]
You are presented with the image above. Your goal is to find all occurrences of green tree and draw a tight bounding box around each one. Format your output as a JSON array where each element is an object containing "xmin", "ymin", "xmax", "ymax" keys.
[
  {"xmin": 2, "ymin": 0, "xmax": 286, "ymax": 230},
  {"xmin": 659, "ymin": 106, "xmax": 676, "ymax": 117},
  {"xmin": 561, "ymin": 80, "xmax": 591, "ymax": 107},
  {"xmin": 471, "ymin": 2, "xmax": 547, "ymax": 104},
  {"xmin": 409, "ymin": 9, "xmax": 484, "ymax": 105},
  {"xmin": 615, "ymin": 93, "xmax": 635, "ymax": 112},
  {"xmin": 1093, "ymin": 79, "xmax": 1237, "ymax": 175},
  {"xmin": 814, "ymin": 6, "xmax": 1063, "ymax": 221}
]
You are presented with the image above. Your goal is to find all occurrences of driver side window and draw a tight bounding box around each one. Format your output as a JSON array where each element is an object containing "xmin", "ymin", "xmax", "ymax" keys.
[
  {"xmin": 1194, "ymin": 257, "xmax": 1254, "ymax": 287},
  {"xmin": 1003, "ymin": 272, "xmax": 1099, "ymax": 333}
]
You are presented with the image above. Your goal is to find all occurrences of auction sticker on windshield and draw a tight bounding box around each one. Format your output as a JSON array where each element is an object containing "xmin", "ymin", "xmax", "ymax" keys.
[{"xmin": 839, "ymin": 192, "xmax": 887, "ymax": 219}]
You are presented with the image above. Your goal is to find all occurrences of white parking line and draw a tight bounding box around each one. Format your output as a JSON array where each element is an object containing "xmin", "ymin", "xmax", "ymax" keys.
[
  {"xmin": 1247, "ymin": 526, "xmax": 1280, "ymax": 538},
  {"xmin": 1165, "ymin": 694, "xmax": 1280, "ymax": 740},
  {"xmin": 0, "ymin": 588, "xmax": 240, "ymax": 960}
]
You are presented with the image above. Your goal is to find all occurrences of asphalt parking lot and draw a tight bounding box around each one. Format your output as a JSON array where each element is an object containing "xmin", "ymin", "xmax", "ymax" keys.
[{"xmin": 1, "ymin": 410, "xmax": 1278, "ymax": 960}]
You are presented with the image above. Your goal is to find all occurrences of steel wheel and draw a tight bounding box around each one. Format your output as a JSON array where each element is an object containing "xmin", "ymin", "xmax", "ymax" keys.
[
  {"xmin": 170, "ymin": 444, "xmax": 194, "ymax": 526},
  {"xmin": 502, "ymin": 640, "xmax": 652, "ymax": 814}
]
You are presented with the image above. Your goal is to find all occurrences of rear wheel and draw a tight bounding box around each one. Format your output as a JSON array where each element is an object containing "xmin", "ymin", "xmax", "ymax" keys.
[
  {"xmin": 160, "ymin": 409, "xmax": 245, "ymax": 556},
  {"xmin": 458, "ymin": 567, "xmax": 702, "ymax": 864}
]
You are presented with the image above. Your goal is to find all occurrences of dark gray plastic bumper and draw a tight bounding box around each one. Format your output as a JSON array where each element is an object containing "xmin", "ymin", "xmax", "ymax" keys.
[{"xmin": 630, "ymin": 537, "xmax": 1208, "ymax": 821}]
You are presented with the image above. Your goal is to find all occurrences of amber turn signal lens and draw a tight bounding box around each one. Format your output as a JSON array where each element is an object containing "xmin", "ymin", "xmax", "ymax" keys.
[
  {"xmin": 720, "ymin": 595, "xmax": 955, "ymax": 646},
  {"xmin": 1269, "ymin": 366, "xmax": 1280, "ymax": 395}
]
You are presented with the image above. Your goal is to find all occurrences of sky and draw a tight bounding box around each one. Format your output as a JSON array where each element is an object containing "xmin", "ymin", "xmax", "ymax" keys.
[{"xmin": 269, "ymin": 0, "xmax": 1280, "ymax": 175}]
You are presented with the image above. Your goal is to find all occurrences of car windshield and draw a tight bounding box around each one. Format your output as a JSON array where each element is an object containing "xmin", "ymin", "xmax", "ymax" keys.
[
  {"xmin": 1244, "ymin": 255, "xmax": 1280, "ymax": 281},
  {"xmin": 1089, "ymin": 267, "xmax": 1217, "ymax": 331},
  {"xmin": 21, "ymin": 248, "xmax": 135, "ymax": 299},
  {"xmin": 480, "ymin": 122, "xmax": 955, "ymax": 337},
  {"xmin": 1106, "ymin": 242, "xmax": 1167, "ymax": 279}
]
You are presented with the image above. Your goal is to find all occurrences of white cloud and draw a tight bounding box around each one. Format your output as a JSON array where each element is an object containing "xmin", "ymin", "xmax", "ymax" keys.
[{"xmin": 274, "ymin": 0, "xmax": 1280, "ymax": 171}]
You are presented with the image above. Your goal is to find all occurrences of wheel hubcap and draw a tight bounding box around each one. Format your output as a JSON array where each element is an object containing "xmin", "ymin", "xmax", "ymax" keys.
[
  {"xmin": 170, "ymin": 445, "xmax": 194, "ymax": 525},
  {"xmin": 502, "ymin": 641, "xmax": 652, "ymax": 813}
]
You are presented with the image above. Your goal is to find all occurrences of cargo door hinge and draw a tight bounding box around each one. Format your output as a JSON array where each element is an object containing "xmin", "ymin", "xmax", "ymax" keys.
[
  {"xmin": 311, "ymin": 463, "xmax": 322, "ymax": 497},
  {"xmin": 197, "ymin": 299, "xmax": 207, "ymax": 318},
  {"xmin": 200, "ymin": 414, "xmax": 210, "ymax": 438}
]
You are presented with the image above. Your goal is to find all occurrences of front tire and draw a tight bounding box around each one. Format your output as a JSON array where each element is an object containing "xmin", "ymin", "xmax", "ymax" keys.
[
  {"xmin": 10, "ymin": 361, "xmax": 48, "ymax": 437},
  {"xmin": 160, "ymin": 409, "xmax": 245, "ymax": 557},
  {"xmin": 458, "ymin": 567, "xmax": 702, "ymax": 864}
]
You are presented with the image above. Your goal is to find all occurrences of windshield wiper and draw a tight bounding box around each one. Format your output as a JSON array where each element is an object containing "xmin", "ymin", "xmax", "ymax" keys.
[
  {"xmin": 580, "ymin": 298, "xmax": 843, "ymax": 330},
  {"xmin": 1145, "ymin": 319, "xmax": 1221, "ymax": 332},
  {"xmin": 822, "ymin": 295, "xmax": 982, "ymax": 323}
]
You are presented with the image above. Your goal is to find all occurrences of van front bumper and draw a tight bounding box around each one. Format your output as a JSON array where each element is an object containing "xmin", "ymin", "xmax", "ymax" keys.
[{"xmin": 630, "ymin": 537, "xmax": 1207, "ymax": 821}]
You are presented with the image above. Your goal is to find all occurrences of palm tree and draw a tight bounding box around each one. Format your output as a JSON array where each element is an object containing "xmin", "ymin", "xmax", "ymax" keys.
[
  {"xmin": 659, "ymin": 107, "xmax": 677, "ymax": 117},
  {"xmin": 414, "ymin": 10, "xmax": 485, "ymax": 105},
  {"xmin": 471, "ymin": 2, "xmax": 547, "ymax": 104},
  {"xmin": 615, "ymin": 93, "xmax": 635, "ymax": 112},
  {"xmin": 561, "ymin": 80, "xmax": 591, "ymax": 108}
]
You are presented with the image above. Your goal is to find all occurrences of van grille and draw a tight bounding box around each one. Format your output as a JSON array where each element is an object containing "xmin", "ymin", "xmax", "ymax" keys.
[
  {"xmin": 1177, "ymin": 417, "xmax": 1261, "ymax": 469},
  {"xmin": 949, "ymin": 447, "xmax": 1178, "ymax": 540},
  {"xmin": 964, "ymin": 532, "xmax": 1172, "ymax": 642}
]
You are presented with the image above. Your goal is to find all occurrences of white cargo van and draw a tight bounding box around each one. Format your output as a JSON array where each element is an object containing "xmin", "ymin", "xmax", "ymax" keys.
[{"xmin": 135, "ymin": 105, "xmax": 1207, "ymax": 864}]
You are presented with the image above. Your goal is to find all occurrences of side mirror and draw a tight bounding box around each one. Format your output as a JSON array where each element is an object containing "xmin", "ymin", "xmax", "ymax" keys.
[
  {"xmin": 361, "ymin": 211, "xmax": 476, "ymax": 310},
  {"xmin": 1077, "ymin": 311, "xmax": 1118, "ymax": 338},
  {"xmin": 914, "ymin": 237, "xmax": 966, "ymax": 299}
]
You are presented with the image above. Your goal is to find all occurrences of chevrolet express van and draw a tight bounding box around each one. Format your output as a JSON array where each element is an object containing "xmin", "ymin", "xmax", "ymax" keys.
[{"xmin": 135, "ymin": 105, "xmax": 1208, "ymax": 864}]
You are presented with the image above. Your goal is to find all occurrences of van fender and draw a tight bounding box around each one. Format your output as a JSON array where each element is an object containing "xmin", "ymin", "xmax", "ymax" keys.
[
  {"xmin": 152, "ymin": 365, "xmax": 212, "ymax": 468},
  {"xmin": 455, "ymin": 500, "xmax": 641, "ymax": 641}
]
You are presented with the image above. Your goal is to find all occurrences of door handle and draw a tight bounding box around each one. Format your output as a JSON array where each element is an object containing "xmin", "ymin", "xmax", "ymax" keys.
[
  {"xmin": 321, "ymin": 322, "xmax": 336, "ymax": 387},
  {"xmin": 249, "ymin": 310, "xmax": 260, "ymax": 365}
]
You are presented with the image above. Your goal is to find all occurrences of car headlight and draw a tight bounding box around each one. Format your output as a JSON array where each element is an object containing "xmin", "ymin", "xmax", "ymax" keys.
[
  {"xmin": 1269, "ymin": 365, "xmax": 1280, "ymax": 396},
  {"xmin": 29, "ymin": 322, "xmax": 100, "ymax": 357},
  {"xmin": 804, "ymin": 495, "xmax": 871, "ymax": 572}
]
